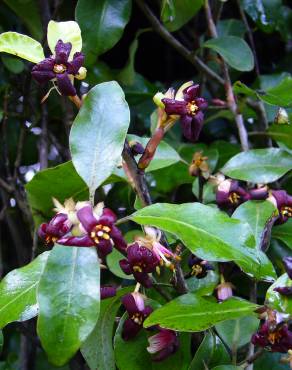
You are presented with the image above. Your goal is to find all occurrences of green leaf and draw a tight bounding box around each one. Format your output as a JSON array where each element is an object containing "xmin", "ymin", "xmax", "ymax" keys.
[
  {"xmin": 211, "ymin": 366, "xmax": 241, "ymax": 370},
  {"xmin": 106, "ymin": 248, "xmax": 134, "ymax": 280},
  {"xmin": 0, "ymin": 252, "xmax": 49, "ymax": 329},
  {"xmin": 3, "ymin": 0, "xmax": 42, "ymax": 40},
  {"xmin": 232, "ymin": 201, "xmax": 277, "ymax": 281},
  {"xmin": 26, "ymin": 161, "xmax": 88, "ymax": 226},
  {"xmin": 130, "ymin": 202, "xmax": 269, "ymax": 280},
  {"xmin": 268, "ymin": 124, "xmax": 292, "ymax": 150},
  {"xmin": 272, "ymin": 219, "xmax": 292, "ymax": 249},
  {"xmin": 217, "ymin": 19, "xmax": 246, "ymax": 38},
  {"xmin": 162, "ymin": 0, "xmax": 204, "ymax": 32},
  {"xmin": 70, "ymin": 81, "xmax": 130, "ymax": 198},
  {"xmin": 47, "ymin": 21, "xmax": 82, "ymax": 59},
  {"xmin": 114, "ymin": 313, "xmax": 191, "ymax": 370},
  {"xmin": 186, "ymin": 271, "xmax": 219, "ymax": 295},
  {"xmin": 188, "ymin": 331, "xmax": 229, "ymax": 370},
  {"xmin": 81, "ymin": 287, "xmax": 131, "ymax": 370},
  {"xmin": 1, "ymin": 55, "xmax": 24, "ymax": 73},
  {"xmin": 203, "ymin": 36, "xmax": 254, "ymax": 72},
  {"xmin": 265, "ymin": 273, "xmax": 292, "ymax": 315},
  {"xmin": 76, "ymin": 0, "xmax": 132, "ymax": 62},
  {"xmin": 144, "ymin": 295, "xmax": 258, "ymax": 331},
  {"xmin": 128, "ymin": 134, "xmax": 181, "ymax": 172},
  {"xmin": 257, "ymin": 77, "xmax": 292, "ymax": 107},
  {"xmin": 233, "ymin": 81, "xmax": 257, "ymax": 97},
  {"xmin": 37, "ymin": 245, "xmax": 100, "ymax": 366},
  {"xmin": 221, "ymin": 148, "xmax": 292, "ymax": 184},
  {"xmin": 0, "ymin": 32, "xmax": 44, "ymax": 63},
  {"xmin": 0, "ymin": 331, "xmax": 3, "ymax": 354},
  {"xmin": 215, "ymin": 316, "xmax": 259, "ymax": 350}
]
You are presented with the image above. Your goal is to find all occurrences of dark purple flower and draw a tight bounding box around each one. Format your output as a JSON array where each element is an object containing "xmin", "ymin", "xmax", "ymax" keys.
[
  {"xmin": 38, "ymin": 213, "xmax": 71, "ymax": 246},
  {"xmin": 101, "ymin": 286, "xmax": 117, "ymax": 299},
  {"xmin": 188, "ymin": 255, "xmax": 213, "ymax": 279},
  {"xmin": 271, "ymin": 190, "xmax": 292, "ymax": 225},
  {"xmin": 119, "ymin": 243, "xmax": 159, "ymax": 288},
  {"xmin": 147, "ymin": 328, "xmax": 179, "ymax": 361},
  {"xmin": 249, "ymin": 187, "xmax": 269, "ymax": 201},
  {"xmin": 162, "ymin": 83, "xmax": 208, "ymax": 142},
  {"xmin": 31, "ymin": 39, "xmax": 85, "ymax": 96},
  {"xmin": 121, "ymin": 292, "xmax": 152, "ymax": 341},
  {"xmin": 58, "ymin": 204, "xmax": 126, "ymax": 258},
  {"xmin": 283, "ymin": 257, "xmax": 292, "ymax": 280},
  {"xmin": 216, "ymin": 179, "xmax": 250, "ymax": 210},
  {"xmin": 274, "ymin": 286, "xmax": 292, "ymax": 296},
  {"xmin": 252, "ymin": 322, "xmax": 292, "ymax": 353}
]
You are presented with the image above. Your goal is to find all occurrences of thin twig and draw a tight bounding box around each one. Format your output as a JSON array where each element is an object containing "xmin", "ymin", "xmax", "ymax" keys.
[
  {"xmin": 134, "ymin": 0, "xmax": 224, "ymax": 86},
  {"xmin": 204, "ymin": 0, "xmax": 249, "ymax": 152}
]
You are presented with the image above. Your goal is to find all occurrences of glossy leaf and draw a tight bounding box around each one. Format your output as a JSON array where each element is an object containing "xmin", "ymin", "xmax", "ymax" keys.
[
  {"xmin": 162, "ymin": 0, "xmax": 204, "ymax": 32},
  {"xmin": 265, "ymin": 273, "xmax": 292, "ymax": 315},
  {"xmin": 0, "ymin": 252, "xmax": 49, "ymax": 328},
  {"xmin": 221, "ymin": 148, "xmax": 292, "ymax": 184},
  {"xmin": 268, "ymin": 124, "xmax": 292, "ymax": 150},
  {"xmin": 144, "ymin": 295, "xmax": 258, "ymax": 331},
  {"xmin": 232, "ymin": 201, "xmax": 277, "ymax": 281},
  {"xmin": 188, "ymin": 331, "xmax": 229, "ymax": 370},
  {"xmin": 47, "ymin": 20, "xmax": 82, "ymax": 59},
  {"xmin": 128, "ymin": 134, "xmax": 181, "ymax": 172},
  {"xmin": 114, "ymin": 314, "xmax": 191, "ymax": 370},
  {"xmin": 257, "ymin": 77, "xmax": 292, "ymax": 107},
  {"xmin": 26, "ymin": 161, "xmax": 88, "ymax": 225},
  {"xmin": 76, "ymin": 0, "xmax": 132, "ymax": 61},
  {"xmin": 0, "ymin": 32, "xmax": 44, "ymax": 63},
  {"xmin": 81, "ymin": 287, "xmax": 131, "ymax": 370},
  {"xmin": 1, "ymin": 55, "xmax": 24, "ymax": 73},
  {"xmin": 70, "ymin": 81, "xmax": 130, "ymax": 197},
  {"xmin": 130, "ymin": 202, "xmax": 269, "ymax": 280},
  {"xmin": 211, "ymin": 366, "xmax": 240, "ymax": 370},
  {"xmin": 217, "ymin": 19, "xmax": 245, "ymax": 37},
  {"xmin": 3, "ymin": 0, "xmax": 42, "ymax": 40},
  {"xmin": 215, "ymin": 316, "xmax": 259, "ymax": 350},
  {"xmin": 203, "ymin": 36, "xmax": 254, "ymax": 72},
  {"xmin": 186, "ymin": 271, "xmax": 219, "ymax": 295},
  {"xmin": 37, "ymin": 245, "xmax": 100, "ymax": 366},
  {"xmin": 272, "ymin": 219, "xmax": 292, "ymax": 249}
]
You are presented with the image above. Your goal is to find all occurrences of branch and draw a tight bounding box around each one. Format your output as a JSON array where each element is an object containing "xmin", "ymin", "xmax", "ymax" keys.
[
  {"xmin": 204, "ymin": 0, "xmax": 249, "ymax": 151},
  {"xmin": 134, "ymin": 0, "xmax": 224, "ymax": 86}
]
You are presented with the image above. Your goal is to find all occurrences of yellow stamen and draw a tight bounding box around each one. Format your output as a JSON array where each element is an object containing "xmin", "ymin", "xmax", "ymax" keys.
[{"xmin": 53, "ymin": 64, "xmax": 66, "ymax": 74}]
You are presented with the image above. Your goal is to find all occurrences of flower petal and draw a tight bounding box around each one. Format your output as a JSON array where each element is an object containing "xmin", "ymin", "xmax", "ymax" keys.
[
  {"xmin": 67, "ymin": 52, "xmax": 85, "ymax": 75},
  {"xmin": 56, "ymin": 73, "xmax": 76, "ymax": 96},
  {"xmin": 110, "ymin": 226, "xmax": 127, "ymax": 253},
  {"xmin": 77, "ymin": 205, "xmax": 98, "ymax": 233},
  {"xmin": 283, "ymin": 257, "xmax": 292, "ymax": 279},
  {"xmin": 122, "ymin": 293, "xmax": 139, "ymax": 315},
  {"xmin": 195, "ymin": 97, "xmax": 208, "ymax": 110},
  {"xmin": 57, "ymin": 234, "xmax": 94, "ymax": 246},
  {"xmin": 162, "ymin": 98, "xmax": 188, "ymax": 116},
  {"xmin": 96, "ymin": 238, "xmax": 113, "ymax": 258},
  {"xmin": 55, "ymin": 39, "xmax": 72, "ymax": 64},
  {"xmin": 122, "ymin": 318, "xmax": 141, "ymax": 341},
  {"xmin": 183, "ymin": 84, "xmax": 200, "ymax": 102},
  {"xmin": 119, "ymin": 259, "xmax": 132, "ymax": 275},
  {"xmin": 101, "ymin": 286, "xmax": 117, "ymax": 299}
]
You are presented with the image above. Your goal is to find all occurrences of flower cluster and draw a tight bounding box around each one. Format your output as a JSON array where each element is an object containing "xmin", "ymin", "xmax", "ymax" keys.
[
  {"xmin": 38, "ymin": 198, "xmax": 126, "ymax": 258},
  {"xmin": 32, "ymin": 40, "xmax": 86, "ymax": 97}
]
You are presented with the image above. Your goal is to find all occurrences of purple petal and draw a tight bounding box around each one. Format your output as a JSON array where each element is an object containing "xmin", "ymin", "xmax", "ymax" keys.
[
  {"xmin": 99, "ymin": 208, "xmax": 117, "ymax": 225},
  {"xmin": 249, "ymin": 188, "xmax": 268, "ymax": 200},
  {"xmin": 162, "ymin": 98, "xmax": 188, "ymax": 116},
  {"xmin": 110, "ymin": 226, "xmax": 127, "ymax": 253},
  {"xmin": 183, "ymin": 84, "xmax": 200, "ymax": 102},
  {"xmin": 133, "ymin": 271, "xmax": 153, "ymax": 288},
  {"xmin": 56, "ymin": 73, "xmax": 76, "ymax": 96},
  {"xmin": 122, "ymin": 318, "xmax": 141, "ymax": 341},
  {"xmin": 57, "ymin": 235, "xmax": 94, "ymax": 246},
  {"xmin": 67, "ymin": 52, "xmax": 85, "ymax": 75},
  {"xmin": 96, "ymin": 238, "xmax": 113, "ymax": 258},
  {"xmin": 77, "ymin": 205, "xmax": 97, "ymax": 233},
  {"xmin": 31, "ymin": 58, "xmax": 55, "ymax": 84},
  {"xmin": 55, "ymin": 40, "xmax": 72, "ymax": 64},
  {"xmin": 283, "ymin": 257, "xmax": 292, "ymax": 279},
  {"xmin": 274, "ymin": 286, "xmax": 292, "ymax": 296},
  {"xmin": 101, "ymin": 286, "xmax": 117, "ymax": 299},
  {"xmin": 272, "ymin": 190, "xmax": 289, "ymax": 209},
  {"xmin": 38, "ymin": 223, "xmax": 48, "ymax": 239},
  {"xmin": 180, "ymin": 111, "xmax": 204, "ymax": 142},
  {"xmin": 195, "ymin": 97, "xmax": 208, "ymax": 110},
  {"xmin": 119, "ymin": 259, "xmax": 132, "ymax": 275},
  {"xmin": 122, "ymin": 293, "xmax": 139, "ymax": 315}
]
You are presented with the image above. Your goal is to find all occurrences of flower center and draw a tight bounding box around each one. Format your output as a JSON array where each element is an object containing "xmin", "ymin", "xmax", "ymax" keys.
[
  {"xmin": 268, "ymin": 331, "xmax": 282, "ymax": 344},
  {"xmin": 186, "ymin": 101, "xmax": 199, "ymax": 115},
  {"xmin": 131, "ymin": 312, "xmax": 144, "ymax": 325},
  {"xmin": 45, "ymin": 235, "xmax": 58, "ymax": 245},
  {"xmin": 281, "ymin": 206, "xmax": 292, "ymax": 217},
  {"xmin": 53, "ymin": 64, "xmax": 67, "ymax": 74},
  {"xmin": 228, "ymin": 192, "xmax": 241, "ymax": 204},
  {"xmin": 90, "ymin": 224, "xmax": 111, "ymax": 244},
  {"xmin": 133, "ymin": 262, "xmax": 147, "ymax": 273},
  {"xmin": 191, "ymin": 264, "xmax": 203, "ymax": 276}
]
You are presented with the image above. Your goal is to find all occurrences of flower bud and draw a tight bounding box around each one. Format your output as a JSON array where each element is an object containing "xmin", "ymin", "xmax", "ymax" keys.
[
  {"xmin": 216, "ymin": 282, "xmax": 234, "ymax": 302},
  {"xmin": 75, "ymin": 66, "xmax": 87, "ymax": 80},
  {"xmin": 275, "ymin": 107, "xmax": 289, "ymax": 125}
]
